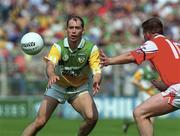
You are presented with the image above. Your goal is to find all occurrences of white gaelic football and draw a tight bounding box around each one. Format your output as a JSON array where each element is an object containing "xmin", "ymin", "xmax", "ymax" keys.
[{"xmin": 20, "ymin": 32, "xmax": 44, "ymax": 55}]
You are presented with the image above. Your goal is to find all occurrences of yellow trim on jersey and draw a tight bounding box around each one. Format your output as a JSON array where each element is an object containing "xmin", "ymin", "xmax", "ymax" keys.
[
  {"xmin": 89, "ymin": 46, "xmax": 101, "ymax": 75},
  {"xmin": 133, "ymin": 70, "xmax": 142, "ymax": 81},
  {"xmin": 44, "ymin": 44, "xmax": 61, "ymax": 65},
  {"xmin": 133, "ymin": 69, "xmax": 155, "ymax": 96}
]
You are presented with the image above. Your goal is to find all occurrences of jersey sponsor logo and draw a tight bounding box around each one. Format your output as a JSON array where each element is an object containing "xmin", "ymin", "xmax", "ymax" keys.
[
  {"xmin": 58, "ymin": 66, "xmax": 81, "ymax": 77},
  {"xmin": 61, "ymin": 69, "xmax": 80, "ymax": 77}
]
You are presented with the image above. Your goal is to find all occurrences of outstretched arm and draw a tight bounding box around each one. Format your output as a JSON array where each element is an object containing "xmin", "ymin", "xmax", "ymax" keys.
[
  {"xmin": 100, "ymin": 50, "xmax": 135, "ymax": 67},
  {"xmin": 46, "ymin": 61, "xmax": 59, "ymax": 86},
  {"xmin": 44, "ymin": 44, "xmax": 61, "ymax": 86}
]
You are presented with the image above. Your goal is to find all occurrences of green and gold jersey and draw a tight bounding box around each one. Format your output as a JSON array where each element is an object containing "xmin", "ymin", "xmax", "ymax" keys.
[
  {"xmin": 44, "ymin": 38, "xmax": 101, "ymax": 87},
  {"xmin": 133, "ymin": 65, "xmax": 159, "ymax": 96}
]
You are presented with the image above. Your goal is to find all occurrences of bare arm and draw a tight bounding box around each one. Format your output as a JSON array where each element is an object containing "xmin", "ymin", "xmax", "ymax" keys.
[
  {"xmin": 100, "ymin": 50, "xmax": 135, "ymax": 67},
  {"xmin": 46, "ymin": 61, "xmax": 56, "ymax": 77},
  {"xmin": 46, "ymin": 61, "xmax": 59, "ymax": 86},
  {"xmin": 92, "ymin": 73, "xmax": 102, "ymax": 96},
  {"xmin": 151, "ymin": 80, "xmax": 168, "ymax": 92}
]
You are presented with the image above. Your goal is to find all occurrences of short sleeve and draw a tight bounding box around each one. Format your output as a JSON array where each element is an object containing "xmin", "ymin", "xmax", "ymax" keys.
[
  {"xmin": 89, "ymin": 45, "xmax": 101, "ymax": 75},
  {"xmin": 44, "ymin": 43, "xmax": 61, "ymax": 65},
  {"xmin": 131, "ymin": 41, "xmax": 158, "ymax": 64}
]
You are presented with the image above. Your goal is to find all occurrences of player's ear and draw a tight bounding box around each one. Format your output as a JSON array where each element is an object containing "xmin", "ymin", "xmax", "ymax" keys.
[
  {"xmin": 144, "ymin": 32, "xmax": 152, "ymax": 40},
  {"xmin": 66, "ymin": 27, "xmax": 69, "ymax": 33},
  {"xmin": 147, "ymin": 32, "xmax": 154, "ymax": 40}
]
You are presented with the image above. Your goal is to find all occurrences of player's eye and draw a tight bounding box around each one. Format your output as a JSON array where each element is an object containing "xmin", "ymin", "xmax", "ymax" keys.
[{"xmin": 68, "ymin": 26, "xmax": 74, "ymax": 29}]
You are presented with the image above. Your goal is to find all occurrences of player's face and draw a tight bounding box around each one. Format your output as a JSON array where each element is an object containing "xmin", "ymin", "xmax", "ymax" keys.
[{"xmin": 67, "ymin": 19, "xmax": 84, "ymax": 42}]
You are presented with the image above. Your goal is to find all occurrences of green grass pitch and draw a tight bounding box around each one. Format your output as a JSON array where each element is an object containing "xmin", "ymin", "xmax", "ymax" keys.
[{"xmin": 0, "ymin": 117, "xmax": 180, "ymax": 136}]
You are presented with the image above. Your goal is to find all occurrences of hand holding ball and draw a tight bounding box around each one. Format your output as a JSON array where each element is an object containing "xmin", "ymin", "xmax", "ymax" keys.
[{"xmin": 20, "ymin": 32, "xmax": 44, "ymax": 55}]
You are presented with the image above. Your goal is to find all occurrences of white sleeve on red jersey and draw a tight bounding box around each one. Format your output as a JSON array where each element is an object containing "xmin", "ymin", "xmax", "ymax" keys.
[
  {"xmin": 140, "ymin": 41, "xmax": 158, "ymax": 53},
  {"xmin": 173, "ymin": 42, "xmax": 180, "ymax": 46},
  {"xmin": 131, "ymin": 40, "xmax": 159, "ymax": 64},
  {"xmin": 139, "ymin": 40, "xmax": 158, "ymax": 61}
]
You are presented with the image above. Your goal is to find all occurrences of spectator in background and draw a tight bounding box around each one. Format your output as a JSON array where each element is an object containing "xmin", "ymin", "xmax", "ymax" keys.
[{"xmin": 12, "ymin": 51, "xmax": 26, "ymax": 95}]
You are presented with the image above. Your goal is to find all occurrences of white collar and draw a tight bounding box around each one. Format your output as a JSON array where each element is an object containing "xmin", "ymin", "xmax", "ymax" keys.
[
  {"xmin": 154, "ymin": 34, "xmax": 164, "ymax": 38},
  {"xmin": 63, "ymin": 37, "xmax": 85, "ymax": 49}
]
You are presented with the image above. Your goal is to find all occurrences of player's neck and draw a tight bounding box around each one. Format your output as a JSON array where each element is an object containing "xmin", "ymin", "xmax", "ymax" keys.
[
  {"xmin": 68, "ymin": 39, "xmax": 81, "ymax": 50},
  {"xmin": 152, "ymin": 33, "xmax": 162, "ymax": 39}
]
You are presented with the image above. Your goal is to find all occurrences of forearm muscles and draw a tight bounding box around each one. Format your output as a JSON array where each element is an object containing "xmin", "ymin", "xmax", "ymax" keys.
[
  {"xmin": 46, "ymin": 61, "xmax": 56, "ymax": 77},
  {"xmin": 93, "ymin": 73, "xmax": 101, "ymax": 84},
  {"xmin": 109, "ymin": 52, "xmax": 135, "ymax": 65}
]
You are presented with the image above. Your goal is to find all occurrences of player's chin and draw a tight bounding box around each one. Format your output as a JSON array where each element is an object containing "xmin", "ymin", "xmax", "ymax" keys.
[
  {"xmin": 92, "ymin": 88, "xmax": 97, "ymax": 92},
  {"xmin": 69, "ymin": 37, "xmax": 78, "ymax": 42},
  {"xmin": 93, "ymin": 88, "xmax": 99, "ymax": 93}
]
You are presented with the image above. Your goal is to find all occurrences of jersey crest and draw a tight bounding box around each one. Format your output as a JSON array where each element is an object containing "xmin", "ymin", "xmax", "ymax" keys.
[
  {"xmin": 78, "ymin": 53, "xmax": 86, "ymax": 63},
  {"xmin": 62, "ymin": 54, "xmax": 69, "ymax": 61}
]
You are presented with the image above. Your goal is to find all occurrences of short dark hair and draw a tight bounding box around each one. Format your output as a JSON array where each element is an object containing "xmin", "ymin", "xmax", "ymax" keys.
[
  {"xmin": 142, "ymin": 17, "xmax": 164, "ymax": 34},
  {"xmin": 66, "ymin": 15, "xmax": 84, "ymax": 28}
]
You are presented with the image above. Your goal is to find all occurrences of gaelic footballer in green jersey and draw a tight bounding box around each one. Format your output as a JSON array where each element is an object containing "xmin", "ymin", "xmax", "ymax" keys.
[{"xmin": 44, "ymin": 38, "xmax": 101, "ymax": 87}]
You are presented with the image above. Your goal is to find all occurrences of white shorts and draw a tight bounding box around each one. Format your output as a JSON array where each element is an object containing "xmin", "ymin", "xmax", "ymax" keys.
[
  {"xmin": 44, "ymin": 83, "xmax": 91, "ymax": 104},
  {"xmin": 161, "ymin": 83, "xmax": 180, "ymax": 108}
]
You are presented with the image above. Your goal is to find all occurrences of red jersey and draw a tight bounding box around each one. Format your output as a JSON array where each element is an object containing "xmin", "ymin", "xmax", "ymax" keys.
[{"xmin": 131, "ymin": 35, "xmax": 180, "ymax": 86}]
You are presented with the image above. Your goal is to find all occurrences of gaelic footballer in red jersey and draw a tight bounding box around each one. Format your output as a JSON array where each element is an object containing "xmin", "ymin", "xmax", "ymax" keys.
[
  {"xmin": 100, "ymin": 17, "xmax": 180, "ymax": 136},
  {"xmin": 131, "ymin": 35, "xmax": 180, "ymax": 86}
]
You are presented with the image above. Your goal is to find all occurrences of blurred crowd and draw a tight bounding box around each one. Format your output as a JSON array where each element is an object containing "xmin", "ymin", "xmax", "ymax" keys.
[{"xmin": 0, "ymin": 0, "xmax": 180, "ymax": 96}]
